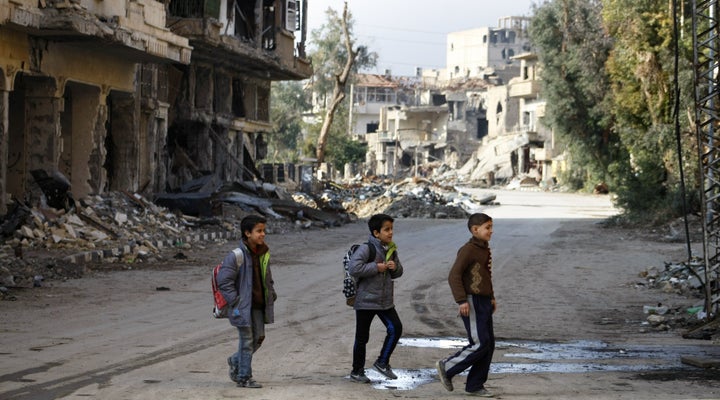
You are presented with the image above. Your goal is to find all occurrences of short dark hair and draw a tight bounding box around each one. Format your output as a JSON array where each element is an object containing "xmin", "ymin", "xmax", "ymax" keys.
[
  {"xmin": 368, "ymin": 213, "xmax": 394, "ymax": 233},
  {"xmin": 241, "ymin": 215, "xmax": 266, "ymax": 239},
  {"xmin": 467, "ymin": 213, "xmax": 492, "ymax": 232}
]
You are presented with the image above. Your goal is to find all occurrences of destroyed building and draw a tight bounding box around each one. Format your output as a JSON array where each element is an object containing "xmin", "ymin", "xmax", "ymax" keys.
[
  {"xmin": 0, "ymin": 0, "xmax": 312, "ymax": 216},
  {"xmin": 341, "ymin": 16, "xmax": 560, "ymax": 186}
]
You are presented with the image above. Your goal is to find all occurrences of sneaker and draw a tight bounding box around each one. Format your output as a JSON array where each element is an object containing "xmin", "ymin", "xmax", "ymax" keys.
[
  {"xmin": 227, "ymin": 357, "xmax": 238, "ymax": 383},
  {"xmin": 435, "ymin": 360, "xmax": 453, "ymax": 392},
  {"xmin": 237, "ymin": 378, "xmax": 262, "ymax": 388},
  {"xmin": 466, "ymin": 388, "xmax": 493, "ymax": 397},
  {"xmin": 373, "ymin": 361, "xmax": 398, "ymax": 380},
  {"xmin": 350, "ymin": 370, "xmax": 371, "ymax": 383}
]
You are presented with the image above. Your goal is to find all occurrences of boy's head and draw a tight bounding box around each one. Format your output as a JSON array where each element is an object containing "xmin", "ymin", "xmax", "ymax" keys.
[
  {"xmin": 467, "ymin": 213, "xmax": 493, "ymax": 242},
  {"xmin": 241, "ymin": 215, "xmax": 267, "ymax": 248},
  {"xmin": 368, "ymin": 213, "xmax": 394, "ymax": 245}
]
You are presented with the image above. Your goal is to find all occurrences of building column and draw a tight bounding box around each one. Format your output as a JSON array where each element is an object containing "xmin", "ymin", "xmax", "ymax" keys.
[
  {"xmin": 24, "ymin": 77, "xmax": 62, "ymax": 207},
  {"xmin": 0, "ymin": 87, "xmax": 8, "ymax": 215}
]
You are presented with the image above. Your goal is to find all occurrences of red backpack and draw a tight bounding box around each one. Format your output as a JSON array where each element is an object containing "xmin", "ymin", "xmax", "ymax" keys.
[{"xmin": 212, "ymin": 248, "xmax": 244, "ymax": 318}]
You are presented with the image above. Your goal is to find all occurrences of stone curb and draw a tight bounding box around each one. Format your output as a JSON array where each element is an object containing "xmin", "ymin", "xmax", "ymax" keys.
[{"xmin": 60, "ymin": 230, "xmax": 240, "ymax": 265}]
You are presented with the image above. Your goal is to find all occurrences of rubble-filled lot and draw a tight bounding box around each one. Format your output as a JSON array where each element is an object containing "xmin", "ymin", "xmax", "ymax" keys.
[{"xmin": 0, "ymin": 176, "xmax": 494, "ymax": 298}]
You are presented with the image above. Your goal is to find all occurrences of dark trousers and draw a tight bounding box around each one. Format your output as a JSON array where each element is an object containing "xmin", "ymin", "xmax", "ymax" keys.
[
  {"xmin": 352, "ymin": 307, "xmax": 403, "ymax": 372},
  {"xmin": 444, "ymin": 295, "xmax": 495, "ymax": 392}
]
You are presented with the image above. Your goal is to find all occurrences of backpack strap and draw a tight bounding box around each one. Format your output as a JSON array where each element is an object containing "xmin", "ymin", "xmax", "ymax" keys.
[
  {"xmin": 232, "ymin": 248, "xmax": 244, "ymax": 268},
  {"xmin": 364, "ymin": 242, "xmax": 376, "ymax": 263}
]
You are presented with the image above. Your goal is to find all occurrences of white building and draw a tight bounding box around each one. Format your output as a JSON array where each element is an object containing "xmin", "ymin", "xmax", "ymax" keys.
[{"xmin": 445, "ymin": 16, "xmax": 531, "ymax": 81}]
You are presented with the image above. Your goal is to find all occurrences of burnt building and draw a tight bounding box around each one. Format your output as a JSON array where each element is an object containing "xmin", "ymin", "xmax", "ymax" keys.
[{"xmin": 0, "ymin": 0, "xmax": 311, "ymax": 215}]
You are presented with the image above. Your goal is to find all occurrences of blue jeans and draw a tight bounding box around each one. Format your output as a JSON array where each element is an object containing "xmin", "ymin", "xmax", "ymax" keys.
[
  {"xmin": 352, "ymin": 307, "xmax": 403, "ymax": 372},
  {"xmin": 230, "ymin": 309, "xmax": 265, "ymax": 380}
]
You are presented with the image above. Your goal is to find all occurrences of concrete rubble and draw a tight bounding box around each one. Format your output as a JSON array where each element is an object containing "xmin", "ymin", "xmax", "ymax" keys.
[
  {"xmin": 0, "ymin": 172, "xmax": 500, "ymax": 300},
  {"xmin": 637, "ymin": 261, "xmax": 720, "ymax": 341}
]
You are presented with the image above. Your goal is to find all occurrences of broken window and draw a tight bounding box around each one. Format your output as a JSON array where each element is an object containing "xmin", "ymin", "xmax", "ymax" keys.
[
  {"xmin": 234, "ymin": 1, "xmax": 258, "ymax": 41},
  {"xmin": 232, "ymin": 78, "xmax": 245, "ymax": 117},
  {"xmin": 263, "ymin": 3, "xmax": 276, "ymax": 50},
  {"xmin": 257, "ymin": 85, "xmax": 270, "ymax": 121},
  {"xmin": 195, "ymin": 66, "xmax": 212, "ymax": 111},
  {"xmin": 366, "ymin": 122, "xmax": 379, "ymax": 133},
  {"xmin": 168, "ymin": 0, "xmax": 220, "ymax": 18},
  {"xmin": 431, "ymin": 94, "xmax": 446, "ymax": 106},
  {"xmin": 477, "ymin": 118, "xmax": 488, "ymax": 140},
  {"xmin": 353, "ymin": 87, "xmax": 367, "ymax": 104},
  {"xmin": 214, "ymin": 72, "xmax": 232, "ymax": 115},
  {"xmin": 363, "ymin": 87, "xmax": 396, "ymax": 104}
]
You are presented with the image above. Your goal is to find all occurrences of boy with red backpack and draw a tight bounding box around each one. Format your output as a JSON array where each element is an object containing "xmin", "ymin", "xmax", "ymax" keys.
[{"xmin": 216, "ymin": 215, "xmax": 276, "ymax": 388}]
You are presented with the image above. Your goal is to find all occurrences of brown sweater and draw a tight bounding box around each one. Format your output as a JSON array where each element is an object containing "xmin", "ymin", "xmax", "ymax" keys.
[{"xmin": 448, "ymin": 236, "xmax": 493, "ymax": 304}]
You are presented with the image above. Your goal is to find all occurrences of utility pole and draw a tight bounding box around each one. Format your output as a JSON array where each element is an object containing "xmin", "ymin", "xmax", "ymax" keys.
[{"xmin": 691, "ymin": 0, "xmax": 720, "ymax": 321}]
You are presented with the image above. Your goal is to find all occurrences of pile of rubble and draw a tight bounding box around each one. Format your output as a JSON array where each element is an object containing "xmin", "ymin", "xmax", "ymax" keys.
[
  {"xmin": 637, "ymin": 261, "xmax": 719, "ymax": 341},
  {"xmin": 329, "ymin": 176, "xmax": 497, "ymax": 219},
  {"xmin": 0, "ymin": 173, "xmax": 499, "ymax": 300}
]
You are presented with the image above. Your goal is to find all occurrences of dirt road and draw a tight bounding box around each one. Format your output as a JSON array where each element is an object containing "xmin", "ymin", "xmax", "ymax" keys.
[{"xmin": 1, "ymin": 189, "xmax": 719, "ymax": 399}]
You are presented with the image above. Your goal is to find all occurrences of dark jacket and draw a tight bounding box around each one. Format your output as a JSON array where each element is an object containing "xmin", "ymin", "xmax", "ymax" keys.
[
  {"xmin": 348, "ymin": 235, "xmax": 403, "ymax": 310},
  {"xmin": 448, "ymin": 236, "xmax": 493, "ymax": 304},
  {"xmin": 217, "ymin": 240, "xmax": 276, "ymax": 327}
]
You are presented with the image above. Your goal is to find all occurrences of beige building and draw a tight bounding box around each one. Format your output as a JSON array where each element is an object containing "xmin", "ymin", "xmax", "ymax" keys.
[
  {"xmin": 445, "ymin": 16, "xmax": 531, "ymax": 81},
  {"xmin": 0, "ymin": 0, "xmax": 311, "ymax": 214}
]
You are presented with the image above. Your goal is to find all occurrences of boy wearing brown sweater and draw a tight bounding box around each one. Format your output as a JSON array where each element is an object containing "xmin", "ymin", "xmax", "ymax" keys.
[{"xmin": 436, "ymin": 213, "xmax": 496, "ymax": 397}]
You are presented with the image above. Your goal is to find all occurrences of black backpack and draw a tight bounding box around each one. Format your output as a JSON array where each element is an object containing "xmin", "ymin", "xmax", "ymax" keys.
[{"xmin": 342, "ymin": 242, "xmax": 376, "ymax": 306}]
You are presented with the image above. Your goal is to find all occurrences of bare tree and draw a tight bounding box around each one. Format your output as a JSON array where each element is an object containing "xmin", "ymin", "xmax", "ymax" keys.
[{"xmin": 315, "ymin": 2, "xmax": 357, "ymax": 164}]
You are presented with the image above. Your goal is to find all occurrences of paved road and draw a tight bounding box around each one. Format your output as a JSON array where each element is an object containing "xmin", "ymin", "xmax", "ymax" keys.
[{"xmin": 1, "ymin": 189, "xmax": 718, "ymax": 399}]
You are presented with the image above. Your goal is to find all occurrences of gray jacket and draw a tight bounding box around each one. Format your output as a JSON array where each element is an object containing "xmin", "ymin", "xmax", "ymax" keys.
[
  {"xmin": 348, "ymin": 235, "xmax": 403, "ymax": 310},
  {"xmin": 216, "ymin": 241, "xmax": 275, "ymax": 327}
]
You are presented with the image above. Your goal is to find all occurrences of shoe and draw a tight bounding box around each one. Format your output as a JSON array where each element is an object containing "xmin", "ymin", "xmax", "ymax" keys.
[
  {"xmin": 373, "ymin": 361, "xmax": 398, "ymax": 379},
  {"xmin": 435, "ymin": 360, "xmax": 453, "ymax": 392},
  {"xmin": 227, "ymin": 357, "xmax": 238, "ymax": 383},
  {"xmin": 237, "ymin": 378, "xmax": 262, "ymax": 388},
  {"xmin": 466, "ymin": 388, "xmax": 493, "ymax": 397},
  {"xmin": 350, "ymin": 370, "xmax": 371, "ymax": 383}
]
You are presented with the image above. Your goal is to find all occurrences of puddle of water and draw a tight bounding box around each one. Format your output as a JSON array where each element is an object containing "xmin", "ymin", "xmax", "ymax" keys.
[
  {"xmin": 359, "ymin": 361, "xmax": 685, "ymax": 391},
  {"xmin": 399, "ymin": 337, "xmax": 717, "ymax": 363},
  {"xmin": 355, "ymin": 368, "xmax": 436, "ymax": 391},
  {"xmin": 369, "ymin": 337, "xmax": 718, "ymax": 390}
]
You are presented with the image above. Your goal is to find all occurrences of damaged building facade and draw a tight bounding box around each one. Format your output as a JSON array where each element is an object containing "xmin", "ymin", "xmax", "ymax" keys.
[
  {"xmin": 0, "ymin": 0, "xmax": 311, "ymax": 215},
  {"xmin": 353, "ymin": 16, "xmax": 558, "ymax": 184}
]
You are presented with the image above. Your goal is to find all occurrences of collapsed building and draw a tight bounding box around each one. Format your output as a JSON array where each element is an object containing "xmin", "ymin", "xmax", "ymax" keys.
[
  {"xmin": 0, "ymin": 0, "xmax": 312, "ymax": 216},
  {"xmin": 342, "ymin": 16, "xmax": 562, "ymax": 186}
]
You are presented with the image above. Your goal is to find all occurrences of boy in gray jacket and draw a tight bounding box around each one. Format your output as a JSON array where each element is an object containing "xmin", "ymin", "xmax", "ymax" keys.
[
  {"xmin": 217, "ymin": 215, "xmax": 276, "ymax": 389},
  {"xmin": 348, "ymin": 213, "xmax": 404, "ymax": 383}
]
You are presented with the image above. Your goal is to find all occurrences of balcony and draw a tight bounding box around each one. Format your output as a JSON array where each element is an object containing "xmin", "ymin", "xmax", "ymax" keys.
[
  {"xmin": 9, "ymin": 0, "xmax": 192, "ymax": 65},
  {"xmin": 167, "ymin": 0, "xmax": 311, "ymax": 81},
  {"xmin": 508, "ymin": 80, "xmax": 541, "ymax": 99}
]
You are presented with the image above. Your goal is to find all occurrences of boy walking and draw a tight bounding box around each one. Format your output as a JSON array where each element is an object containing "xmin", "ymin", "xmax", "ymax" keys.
[
  {"xmin": 436, "ymin": 213, "xmax": 496, "ymax": 397},
  {"xmin": 217, "ymin": 215, "xmax": 276, "ymax": 388},
  {"xmin": 348, "ymin": 213, "xmax": 404, "ymax": 383}
]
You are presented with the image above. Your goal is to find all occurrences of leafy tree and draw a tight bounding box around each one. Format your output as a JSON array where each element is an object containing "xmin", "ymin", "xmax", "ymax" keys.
[
  {"xmin": 268, "ymin": 81, "xmax": 310, "ymax": 163},
  {"xmin": 300, "ymin": 102, "xmax": 367, "ymax": 170},
  {"xmin": 531, "ymin": 0, "xmax": 623, "ymax": 192},
  {"xmin": 602, "ymin": 0, "xmax": 699, "ymax": 218},
  {"xmin": 308, "ymin": 7, "xmax": 377, "ymax": 101}
]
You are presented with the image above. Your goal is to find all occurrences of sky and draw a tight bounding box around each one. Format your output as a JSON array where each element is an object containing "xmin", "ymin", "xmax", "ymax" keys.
[{"xmin": 305, "ymin": 0, "xmax": 539, "ymax": 76}]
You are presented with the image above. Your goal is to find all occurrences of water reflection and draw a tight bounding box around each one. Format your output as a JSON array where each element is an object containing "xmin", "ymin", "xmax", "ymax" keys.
[{"xmin": 351, "ymin": 337, "xmax": 718, "ymax": 391}]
